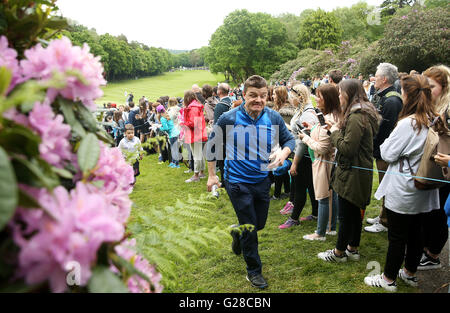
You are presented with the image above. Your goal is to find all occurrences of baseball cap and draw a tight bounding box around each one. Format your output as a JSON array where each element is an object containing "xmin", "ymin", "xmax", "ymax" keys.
[{"xmin": 156, "ymin": 105, "xmax": 165, "ymax": 113}]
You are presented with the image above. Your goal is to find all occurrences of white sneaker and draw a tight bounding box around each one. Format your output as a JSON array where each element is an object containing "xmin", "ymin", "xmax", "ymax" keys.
[
  {"xmin": 303, "ymin": 233, "xmax": 326, "ymax": 241},
  {"xmin": 366, "ymin": 215, "xmax": 380, "ymax": 225},
  {"xmin": 364, "ymin": 222, "xmax": 388, "ymax": 233},
  {"xmin": 345, "ymin": 249, "xmax": 360, "ymax": 261},
  {"xmin": 318, "ymin": 249, "xmax": 347, "ymax": 263},
  {"xmin": 364, "ymin": 274, "xmax": 397, "ymax": 292},
  {"xmin": 398, "ymin": 269, "xmax": 418, "ymax": 287},
  {"xmin": 326, "ymin": 230, "xmax": 337, "ymax": 236}
]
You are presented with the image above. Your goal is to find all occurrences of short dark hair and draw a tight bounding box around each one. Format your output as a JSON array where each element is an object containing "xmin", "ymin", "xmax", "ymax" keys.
[
  {"xmin": 202, "ymin": 84, "xmax": 213, "ymax": 99},
  {"xmin": 125, "ymin": 124, "xmax": 134, "ymax": 131},
  {"xmin": 329, "ymin": 70, "xmax": 343, "ymax": 84},
  {"xmin": 243, "ymin": 75, "xmax": 267, "ymax": 94}
]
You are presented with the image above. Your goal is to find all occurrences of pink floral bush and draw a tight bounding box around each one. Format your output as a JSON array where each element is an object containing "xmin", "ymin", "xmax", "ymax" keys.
[
  {"xmin": 1, "ymin": 35, "xmax": 161, "ymax": 293},
  {"xmin": 20, "ymin": 36, "xmax": 106, "ymax": 111}
]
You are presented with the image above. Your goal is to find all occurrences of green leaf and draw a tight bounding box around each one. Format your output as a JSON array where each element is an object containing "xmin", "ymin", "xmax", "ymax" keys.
[
  {"xmin": 96, "ymin": 127, "xmax": 115, "ymax": 146},
  {"xmin": 17, "ymin": 188, "xmax": 41, "ymax": 209},
  {"xmin": 58, "ymin": 98, "xmax": 86, "ymax": 137},
  {"xmin": 0, "ymin": 147, "xmax": 18, "ymax": 230},
  {"xmin": 0, "ymin": 66, "xmax": 12, "ymax": 96},
  {"xmin": 0, "ymin": 123, "xmax": 41, "ymax": 157},
  {"xmin": 75, "ymin": 103, "xmax": 97, "ymax": 132},
  {"xmin": 11, "ymin": 156, "xmax": 59, "ymax": 189},
  {"xmin": 111, "ymin": 254, "xmax": 151, "ymax": 284},
  {"xmin": 88, "ymin": 266, "xmax": 128, "ymax": 293},
  {"xmin": 1, "ymin": 81, "xmax": 46, "ymax": 114},
  {"xmin": 77, "ymin": 133, "xmax": 100, "ymax": 174},
  {"xmin": 90, "ymin": 180, "xmax": 105, "ymax": 189},
  {"xmin": 51, "ymin": 166, "xmax": 73, "ymax": 179}
]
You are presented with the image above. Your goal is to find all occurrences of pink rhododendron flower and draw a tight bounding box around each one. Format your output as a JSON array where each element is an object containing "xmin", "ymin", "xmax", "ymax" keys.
[
  {"xmin": 113, "ymin": 239, "xmax": 163, "ymax": 293},
  {"xmin": 85, "ymin": 142, "xmax": 134, "ymax": 224},
  {"xmin": 3, "ymin": 102, "xmax": 72, "ymax": 168},
  {"xmin": 29, "ymin": 102, "xmax": 72, "ymax": 168},
  {"xmin": 0, "ymin": 36, "xmax": 21, "ymax": 94},
  {"xmin": 20, "ymin": 36, "xmax": 106, "ymax": 111},
  {"xmin": 10, "ymin": 183, "xmax": 125, "ymax": 293}
]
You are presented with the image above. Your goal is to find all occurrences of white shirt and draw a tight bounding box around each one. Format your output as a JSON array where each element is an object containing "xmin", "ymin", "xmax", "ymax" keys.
[
  {"xmin": 374, "ymin": 117, "xmax": 439, "ymax": 214},
  {"xmin": 118, "ymin": 136, "xmax": 143, "ymax": 160}
]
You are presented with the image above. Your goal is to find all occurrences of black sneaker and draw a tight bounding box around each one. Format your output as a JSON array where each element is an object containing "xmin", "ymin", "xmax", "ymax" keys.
[
  {"xmin": 230, "ymin": 225, "xmax": 241, "ymax": 255},
  {"xmin": 417, "ymin": 252, "xmax": 441, "ymax": 270},
  {"xmin": 246, "ymin": 273, "xmax": 268, "ymax": 289}
]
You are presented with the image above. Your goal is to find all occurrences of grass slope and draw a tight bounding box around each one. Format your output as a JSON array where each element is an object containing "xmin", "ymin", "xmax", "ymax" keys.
[
  {"xmin": 129, "ymin": 154, "xmax": 418, "ymax": 293},
  {"xmin": 97, "ymin": 70, "xmax": 225, "ymax": 106}
]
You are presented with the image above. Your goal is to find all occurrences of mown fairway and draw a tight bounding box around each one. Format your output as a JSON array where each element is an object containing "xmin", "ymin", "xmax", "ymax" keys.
[{"xmin": 96, "ymin": 70, "xmax": 226, "ymax": 105}]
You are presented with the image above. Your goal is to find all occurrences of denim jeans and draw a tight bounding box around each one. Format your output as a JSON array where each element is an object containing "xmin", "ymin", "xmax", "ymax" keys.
[
  {"xmin": 316, "ymin": 191, "xmax": 339, "ymax": 236},
  {"xmin": 169, "ymin": 136, "xmax": 180, "ymax": 166}
]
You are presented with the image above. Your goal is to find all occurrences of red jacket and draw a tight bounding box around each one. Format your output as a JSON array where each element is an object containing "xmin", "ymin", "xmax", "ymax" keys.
[{"xmin": 181, "ymin": 100, "xmax": 207, "ymax": 144}]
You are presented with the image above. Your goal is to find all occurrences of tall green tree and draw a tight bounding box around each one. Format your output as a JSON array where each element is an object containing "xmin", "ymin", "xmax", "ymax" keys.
[
  {"xmin": 297, "ymin": 9, "xmax": 343, "ymax": 51},
  {"xmin": 379, "ymin": 7, "xmax": 449, "ymax": 72},
  {"xmin": 333, "ymin": 1, "xmax": 384, "ymax": 42},
  {"xmin": 207, "ymin": 9, "xmax": 298, "ymax": 83}
]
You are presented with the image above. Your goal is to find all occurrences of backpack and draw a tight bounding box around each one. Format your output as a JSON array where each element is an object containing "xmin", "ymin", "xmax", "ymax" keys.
[{"xmin": 400, "ymin": 114, "xmax": 450, "ymax": 190}]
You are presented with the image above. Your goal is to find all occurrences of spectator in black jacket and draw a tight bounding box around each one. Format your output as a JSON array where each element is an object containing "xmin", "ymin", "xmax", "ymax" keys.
[
  {"xmin": 212, "ymin": 83, "xmax": 231, "ymax": 185},
  {"xmin": 365, "ymin": 62, "xmax": 403, "ymax": 233},
  {"xmin": 213, "ymin": 83, "xmax": 232, "ymax": 124}
]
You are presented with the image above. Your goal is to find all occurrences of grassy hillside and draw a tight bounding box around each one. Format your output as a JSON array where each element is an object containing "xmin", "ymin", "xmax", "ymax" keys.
[{"xmin": 97, "ymin": 70, "xmax": 226, "ymax": 106}]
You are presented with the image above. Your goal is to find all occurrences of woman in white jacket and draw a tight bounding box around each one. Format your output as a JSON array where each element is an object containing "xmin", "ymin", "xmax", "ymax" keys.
[
  {"xmin": 365, "ymin": 74, "xmax": 442, "ymax": 292},
  {"xmin": 299, "ymin": 84, "xmax": 341, "ymax": 241}
]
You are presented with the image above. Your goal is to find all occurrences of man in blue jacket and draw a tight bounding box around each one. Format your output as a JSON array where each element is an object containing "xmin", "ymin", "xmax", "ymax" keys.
[{"xmin": 206, "ymin": 75, "xmax": 295, "ymax": 289}]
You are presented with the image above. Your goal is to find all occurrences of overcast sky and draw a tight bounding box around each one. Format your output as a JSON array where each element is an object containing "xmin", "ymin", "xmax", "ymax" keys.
[{"xmin": 57, "ymin": 0, "xmax": 384, "ymax": 51}]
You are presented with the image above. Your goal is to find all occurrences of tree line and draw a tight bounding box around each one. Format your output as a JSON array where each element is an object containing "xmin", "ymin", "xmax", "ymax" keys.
[
  {"xmin": 63, "ymin": 25, "xmax": 208, "ymax": 81},
  {"xmin": 206, "ymin": 0, "xmax": 449, "ymax": 83}
]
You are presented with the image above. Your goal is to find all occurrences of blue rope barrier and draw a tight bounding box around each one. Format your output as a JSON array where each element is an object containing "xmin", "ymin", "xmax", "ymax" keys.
[{"xmin": 303, "ymin": 155, "xmax": 450, "ymax": 184}]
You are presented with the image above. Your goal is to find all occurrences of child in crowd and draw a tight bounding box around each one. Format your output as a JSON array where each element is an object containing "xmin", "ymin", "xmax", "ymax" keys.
[
  {"xmin": 159, "ymin": 104, "xmax": 181, "ymax": 168},
  {"xmin": 113, "ymin": 111, "xmax": 125, "ymax": 147},
  {"xmin": 272, "ymin": 159, "xmax": 292, "ymax": 200},
  {"xmin": 118, "ymin": 124, "xmax": 144, "ymax": 185}
]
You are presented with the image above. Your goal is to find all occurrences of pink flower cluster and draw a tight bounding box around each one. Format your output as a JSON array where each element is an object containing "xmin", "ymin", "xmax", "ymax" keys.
[
  {"xmin": 4, "ymin": 102, "xmax": 72, "ymax": 169},
  {"xmin": 89, "ymin": 143, "xmax": 135, "ymax": 224},
  {"xmin": 113, "ymin": 239, "xmax": 163, "ymax": 293},
  {"xmin": 20, "ymin": 36, "xmax": 106, "ymax": 111},
  {"xmin": 10, "ymin": 183, "xmax": 125, "ymax": 293},
  {"xmin": 290, "ymin": 67, "xmax": 304, "ymax": 81},
  {"xmin": 0, "ymin": 36, "xmax": 21, "ymax": 94}
]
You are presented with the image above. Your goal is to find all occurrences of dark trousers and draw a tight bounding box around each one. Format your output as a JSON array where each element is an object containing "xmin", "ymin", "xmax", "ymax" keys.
[
  {"xmin": 291, "ymin": 155, "xmax": 318, "ymax": 220},
  {"xmin": 224, "ymin": 176, "xmax": 271, "ymax": 275},
  {"xmin": 384, "ymin": 208, "xmax": 422, "ymax": 281},
  {"xmin": 421, "ymin": 184, "xmax": 449, "ymax": 255},
  {"xmin": 335, "ymin": 195, "xmax": 363, "ymax": 252},
  {"xmin": 376, "ymin": 159, "xmax": 389, "ymax": 227},
  {"xmin": 274, "ymin": 173, "xmax": 290, "ymax": 198}
]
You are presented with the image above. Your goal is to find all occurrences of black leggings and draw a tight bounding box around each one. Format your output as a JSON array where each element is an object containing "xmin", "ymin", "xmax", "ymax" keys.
[
  {"xmin": 420, "ymin": 185, "xmax": 449, "ymax": 255},
  {"xmin": 274, "ymin": 173, "xmax": 290, "ymax": 198},
  {"xmin": 290, "ymin": 155, "xmax": 318, "ymax": 220},
  {"xmin": 384, "ymin": 208, "xmax": 422, "ymax": 280},
  {"xmin": 335, "ymin": 195, "xmax": 363, "ymax": 252}
]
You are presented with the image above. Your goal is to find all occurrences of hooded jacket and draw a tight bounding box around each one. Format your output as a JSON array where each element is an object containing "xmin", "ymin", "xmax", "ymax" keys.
[
  {"xmin": 181, "ymin": 99, "xmax": 207, "ymax": 144},
  {"xmin": 330, "ymin": 103, "xmax": 380, "ymax": 208}
]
